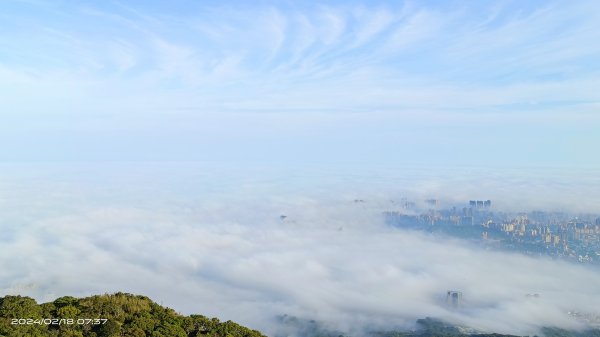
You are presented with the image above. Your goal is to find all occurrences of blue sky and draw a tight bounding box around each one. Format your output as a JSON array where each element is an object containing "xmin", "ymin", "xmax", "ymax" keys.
[{"xmin": 1, "ymin": 0, "xmax": 599, "ymax": 167}]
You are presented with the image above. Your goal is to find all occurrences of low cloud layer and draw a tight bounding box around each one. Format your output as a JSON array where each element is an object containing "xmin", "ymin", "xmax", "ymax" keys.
[{"xmin": 1, "ymin": 163, "xmax": 600, "ymax": 336}]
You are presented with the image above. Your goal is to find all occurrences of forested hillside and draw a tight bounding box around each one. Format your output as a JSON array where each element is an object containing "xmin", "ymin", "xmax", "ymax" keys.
[{"xmin": 0, "ymin": 292, "xmax": 265, "ymax": 337}]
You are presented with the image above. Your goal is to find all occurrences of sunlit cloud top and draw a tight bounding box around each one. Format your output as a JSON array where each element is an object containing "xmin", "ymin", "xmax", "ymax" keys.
[{"xmin": 1, "ymin": 0, "xmax": 599, "ymax": 165}]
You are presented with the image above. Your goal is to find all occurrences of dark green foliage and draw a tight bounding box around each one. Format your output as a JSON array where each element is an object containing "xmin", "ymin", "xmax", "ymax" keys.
[
  {"xmin": 541, "ymin": 327, "xmax": 600, "ymax": 337},
  {"xmin": 374, "ymin": 329, "xmax": 522, "ymax": 337},
  {"xmin": 53, "ymin": 297, "xmax": 79, "ymax": 309},
  {"xmin": 415, "ymin": 317, "xmax": 466, "ymax": 336},
  {"xmin": 0, "ymin": 296, "xmax": 47, "ymax": 337},
  {"xmin": 276, "ymin": 314, "xmax": 346, "ymax": 337},
  {"xmin": 0, "ymin": 296, "xmax": 43, "ymax": 318},
  {"xmin": 375, "ymin": 322, "xmax": 600, "ymax": 337},
  {"xmin": 0, "ymin": 293, "xmax": 267, "ymax": 337},
  {"xmin": 96, "ymin": 320, "xmax": 120, "ymax": 337}
]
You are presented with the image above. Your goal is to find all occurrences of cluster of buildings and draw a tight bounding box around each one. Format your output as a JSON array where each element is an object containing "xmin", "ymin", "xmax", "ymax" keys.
[{"xmin": 384, "ymin": 199, "xmax": 600, "ymax": 265}]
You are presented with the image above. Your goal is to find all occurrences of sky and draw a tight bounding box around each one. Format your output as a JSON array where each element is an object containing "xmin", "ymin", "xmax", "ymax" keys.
[{"xmin": 1, "ymin": 0, "xmax": 599, "ymax": 166}]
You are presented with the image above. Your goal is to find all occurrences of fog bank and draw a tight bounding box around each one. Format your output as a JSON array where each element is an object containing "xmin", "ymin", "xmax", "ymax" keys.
[{"xmin": 1, "ymin": 163, "xmax": 600, "ymax": 336}]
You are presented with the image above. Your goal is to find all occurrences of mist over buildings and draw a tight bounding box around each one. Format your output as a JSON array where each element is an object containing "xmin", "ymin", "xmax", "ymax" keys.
[
  {"xmin": 1, "ymin": 163, "xmax": 600, "ymax": 336},
  {"xmin": 2, "ymin": 2, "xmax": 599, "ymax": 335}
]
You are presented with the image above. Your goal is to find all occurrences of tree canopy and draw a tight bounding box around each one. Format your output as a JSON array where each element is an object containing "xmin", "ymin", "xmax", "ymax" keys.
[{"xmin": 0, "ymin": 293, "xmax": 265, "ymax": 337}]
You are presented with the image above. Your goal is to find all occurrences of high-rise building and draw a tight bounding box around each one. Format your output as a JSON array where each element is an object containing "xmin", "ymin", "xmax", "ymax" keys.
[
  {"xmin": 463, "ymin": 207, "xmax": 473, "ymax": 217},
  {"xmin": 425, "ymin": 199, "xmax": 438, "ymax": 207},
  {"xmin": 519, "ymin": 223, "xmax": 526, "ymax": 235},
  {"xmin": 553, "ymin": 235, "xmax": 560, "ymax": 245},
  {"xmin": 447, "ymin": 291, "xmax": 463, "ymax": 308},
  {"xmin": 468, "ymin": 200, "xmax": 491, "ymax": 208}
]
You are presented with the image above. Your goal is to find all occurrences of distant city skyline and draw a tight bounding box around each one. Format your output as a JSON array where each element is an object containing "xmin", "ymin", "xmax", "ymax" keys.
[{"xmin": 1, "ymin": 0, "xmax": 599, "ymax": 167}]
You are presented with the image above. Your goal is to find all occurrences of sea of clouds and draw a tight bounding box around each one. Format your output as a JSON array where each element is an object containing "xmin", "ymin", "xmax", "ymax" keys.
[{"xmin": 1, "ymin": 162, "xmax": 600, "ymax": 336}]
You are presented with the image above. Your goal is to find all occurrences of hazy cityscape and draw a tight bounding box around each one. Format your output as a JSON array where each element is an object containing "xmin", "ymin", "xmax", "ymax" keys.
[
  {"xmin": 2, "ymin": 0, "xmax": 600, "ymax": 336},
  {"xmin": 384, "ymin": 199, "xmax": 600, "ymax": 265}
]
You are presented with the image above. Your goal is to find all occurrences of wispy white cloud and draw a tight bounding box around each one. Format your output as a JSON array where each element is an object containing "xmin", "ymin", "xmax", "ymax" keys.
[
  {"xmin": 351, "ymin": 7, "xmax": 395, "ymax": 48},
  {"xmin": 383, "ymin": 9, "xmax": 449, "ymax": 54},
  {"xmin": 315, "ymin": 6, "xmax": 347, "ymax": 46},
  {"xmin": 1, "ymin": 1, "xmax": 599, "ymax": 165}
]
